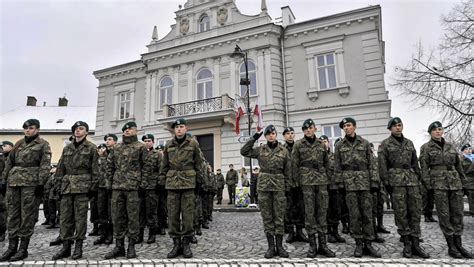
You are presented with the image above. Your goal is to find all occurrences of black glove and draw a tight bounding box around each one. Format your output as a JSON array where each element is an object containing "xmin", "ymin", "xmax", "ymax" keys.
[
  {"xmin": 464, "ymin": 188, "xmax": 469, "ymax": 196},
  {"xmin": 34, "ymin": 185, "xmax": 44, "ymax": 198},
  {"xmin": 87, "ymin": 190, "xmax": 97, "ymax": 199},
  {"xmin": 385, "ymin": 184, "xmax": 393, "ymax": 195},
  {"xmin": 253, "ymin": 131, "xmax": 263, "ymax": 140},
  {"xmin": 138, "ymin": 187, "xmax": 146, "ymax": 199},
  {"xmin": 0, "ymin": 183, "xmax": 6, "ymax": 196},
  {"xmin": 370, "ymin": 186, "xmax": 379, "ymax": 194}
]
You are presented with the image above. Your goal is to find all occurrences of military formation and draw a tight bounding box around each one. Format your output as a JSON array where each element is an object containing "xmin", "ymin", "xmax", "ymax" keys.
[{"xmin": 0, "ymin": 116, "xmax": 472, "ymax": 261}]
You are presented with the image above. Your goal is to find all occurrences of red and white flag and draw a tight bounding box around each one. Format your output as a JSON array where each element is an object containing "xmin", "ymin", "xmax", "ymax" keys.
[
  {"xmin": 234, "ymin": 97, "xmax": 245, "ymax": 135},
  {"xmin": 253, "ymin": 97, "xmax": 263, "ymax": 132}
]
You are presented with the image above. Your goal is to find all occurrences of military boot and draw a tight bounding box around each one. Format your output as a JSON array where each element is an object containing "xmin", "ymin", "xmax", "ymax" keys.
[
  {"xmin": 401, "ymin": 235, "xmax": 413, "ymax": 258},
  {"xmin": 446, "ymin": 235, "xmax": 462, "ymax": 258},
  {"xmin": 202, "ymin": 220, "xmax": 209, "ymax": 229},
  {"xmin": 72, "ymin": 239, "xmax": 83, "ymax": 260},
  {"xmin": 104, "ymin": 239, "xmax": 125, "ymax": 259},
  {"xmin": 306, "ymin": 234, "xmax": 317, "ymax": 258},
  {"xmin": 264, "ymin": 233, "xmax": 276, "ymax": 259},
  {"xmin": 104, "ymin": 224, "xmax": 113, "ymax": 245},
  {"xmin": 89, "ymin": 223, "xmax": 100, "ymax": 236},
  {"xmin": 411, "ymin": 236, "xmax": 430, "ymax": 258},
  {"xmin": 286, "ymin": 226, "xmax": 295, "ymax": 243},
  {"xmin": 158, "ymin": 227, "xmax": 166, "ymax": 235},
  {"xmin": 46, "ymin": 221, "xmax": 58, "ymax": 229},
  {"xmin": 136, "ymin": 228, "xmax": 144, "ymax": 244},
  {"xmin": 424, "ymin": 215, "xmax": 437, "ymax": 222},
  {"xmin": 0, "ymin": 237, "xmax": 18, "ymax": 262},
  {"xmin": 363, "ymin": 240, "xmax": 381, "ymax": 258},
  {"xmin": 94, "ymin": 225, "xmax": 107, "ymax": 245},
  {"xmin": 275, "ymin": 234, "xmax": 289, "ymax": 258},
  {"xmin": 341, "ymin": 221, "xmax": 349, "ymax": 234},
  {"xmin": 377, "ymin": 216, "xmax": 390, "ymax": 233},
  {"xmin": 52, "ymin": 240, "xmax": 71, "ymax": 260},
  {"xmin": 147, "ymin": 227, "xmax": 156, "ymax": 244},
  {"xmin": 10, "ymin": 238, "xmax": 30, "ymax": 261},
  {"xmin": 182, "ymin": 236, "xmax": 193, "ymax": 258},
  {"xmin": 41, "ymin": 219, "xmax": 50, "ymax": 225},
  {"xmin": 295, "ymin": 226, "xmax": 309, "ymax": 242},
  {"xmin": 126, "ymin": 240, "xmax": 137, "ymax": 259},
  {"xmin": 453, "ymin": 235, "xmax": 473, "ymax": 258},
  {"xmin": 318, "ymin": 234, "xmax": 336, "ymax": 257},
  {"xmin": 49, "ymin": 235, "xmax": 62, "ymax": 246},
  {"xmin": 354, "ymin": 239, "xmax": 363, "ymax": 258},
  {"xmin": 190, "ymin": 234, "xmax": 198, "ymax": 244},
  {"xmin": 167, "ymin": 238, "xmax": 181, "ymax": 258},
  {"xmin": 327, "ymin": 225, "xmax": 337, "ymax": 243}
]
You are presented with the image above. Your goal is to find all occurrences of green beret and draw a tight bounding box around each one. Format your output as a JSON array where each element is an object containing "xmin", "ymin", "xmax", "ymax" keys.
[
  {"xmin": 122, "ymin": 121, "xmax": 137, "ymax": 132},
  {"xmin": 22, "ymin": 119, "xmax": 40, "ymax": 129},
  {"xmin": 171, "ymin": 118, "xmax": 186, "ymax": 128},
  {"xmin": 387, "ymin": 117, "xmax": 402, "ymax": 129},
  {"xmin": 142, "ymin": 134, "xmax": 155, "ymax": 142},
  {"xmin": 339, "ymin": 117, "xmax": 356, "ymax": 129},
  {"xmin": 71, "ymin": 121, "xmax": 89, "ymax": 133},
  {"xmin": 104, "ymin": 134, "xmax": 118, "ymax": 142},
  {"xmin": 461, "ymin": 143, "xmax": 471, "ymax": 152},
  {"xmin": 97, "ymin": 143, "xmax": 107, "ymax": 149},
  {"xmin": 302, "ymin": 119, "xmax": 315, "ymax": 130},
  {"xmin": 427, "ymin": 121, "xmax": 443, "ymax": 133},
  {"xmin": 1, "ymin": 141, "xmax": 13, "ymax": 147},
  {"xmin": 319, "ymin": 135, "xmax": 329, "ymax": 141},
  {"xmin": 264, "ymin": 125, "xmax": 276, "ymax": 136},
  {"xmin": 282, "ymin": 127, "xmax": 294, "ymax": 135}
]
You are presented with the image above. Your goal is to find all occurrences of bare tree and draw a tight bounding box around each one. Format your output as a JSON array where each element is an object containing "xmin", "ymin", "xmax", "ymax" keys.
[{"xmin": 393, "ymin": 0, "xmax": 473, "ymax": 145}]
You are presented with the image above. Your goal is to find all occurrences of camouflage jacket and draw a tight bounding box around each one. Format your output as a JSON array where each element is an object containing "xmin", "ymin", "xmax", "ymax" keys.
[
  {"xmin": 106, "ymin": 135, "xmax": 149, "ymax": 191},
  {"xmin": 158, "ymin": 136, "xmax": 205, "ymax": 190},
  {"xmin": 0, "ymin": 152, "xmax": 6, "ymax": 187},
  {"xmin": 291, "ymin": 137, "xmax": 329, "ymax": 187},
  {"xmin": 419, "ymin": 138, "xmax": 466, "ymax": 190},
  {"xmin": 215, "ymin": 174, "xmax": 225, "ymax": 188},
  {"xmin": 240, "ymin": 138, "xmax": 291, "ymax": 192},
  {"xmin": 225, "ymin": 169, "xmax": 238, "ymax": 185},
  {"xmin": 1, "ymin": 136, "xmax": 51, "ymax": 187},
  {"xmin": 461, "ymin": 156, "xmax": 474, "ymax": 189},
  {"xmin": 378, "ymin": 135, "xmax": 421, "ymax": 187},
  {"xmin": 142, "ymin": 148, "xmax": 162, "ymax": 189},
  {"xmin": 203, "ymin": 170, "xmax": 217, "ymax": 193},
  {"xmin": 327, "ymin": 151, "xmax": 342, "ymax": 190},
  {"xmin": 334, "ymin": 134, "xmax": 378, "ymax": 191},
  {"xmin": 97, "ymin": 154, "xmax": 108, "ymax": 188},
  {"xmin": 56, "ymin": 139, "xmax": 99, "ymax": 194}
]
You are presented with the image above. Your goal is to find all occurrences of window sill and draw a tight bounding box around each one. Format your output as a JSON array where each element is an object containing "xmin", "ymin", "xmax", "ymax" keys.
[{"xmin": 306, "ymin": 85, "xmax": 350, "ymax": 102}]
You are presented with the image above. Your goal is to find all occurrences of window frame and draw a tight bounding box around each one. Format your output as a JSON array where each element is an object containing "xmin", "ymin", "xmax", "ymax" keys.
[
  {"xmin": 239, "ymin": 59, "xmax": 258, "ymax": 97},
  {"xmin": 158, "ymin": 75, "xmax": 173, "ymax": 110},
  {"xmin": 196, "ymin": 68, "xmax": 213, "ymax": 100},
  {"xmin": 118, "ymin": 91, "xmax": 131, "ymax": 120},
  {"xmin": 315, "ymin": 53, "xmax": 338, "ymax": 90},
  {"xmin": 198, "ymin": 14, "xmax": 210, "ymax": 32}
]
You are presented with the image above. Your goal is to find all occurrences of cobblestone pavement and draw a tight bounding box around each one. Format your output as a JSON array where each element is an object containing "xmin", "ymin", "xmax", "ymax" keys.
[{"xmin": 0, "ymin": 210, "xmax": 473, "ymax": 266}]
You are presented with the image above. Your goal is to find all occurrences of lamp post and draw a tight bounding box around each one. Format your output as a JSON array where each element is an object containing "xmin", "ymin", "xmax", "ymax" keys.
[{"xmin": 231, "ymin": 44, "xmax": 253, "ymax": 173}]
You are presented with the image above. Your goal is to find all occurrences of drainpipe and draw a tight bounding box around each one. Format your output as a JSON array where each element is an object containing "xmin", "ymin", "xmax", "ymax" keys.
[{"xmin": 280, "ymin": 27, "xmax": 289, "ymax": 127}]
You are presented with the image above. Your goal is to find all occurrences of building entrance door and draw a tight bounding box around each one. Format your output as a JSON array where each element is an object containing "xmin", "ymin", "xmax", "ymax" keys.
[{"xmin": 196, "ymin": 134, "xmax": 214, "ymax": 167}]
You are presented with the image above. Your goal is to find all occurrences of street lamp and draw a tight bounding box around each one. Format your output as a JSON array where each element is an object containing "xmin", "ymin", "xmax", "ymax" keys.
[{"xmin": 230, "ymin": 44, "xmax": 253, "ymax": 174}]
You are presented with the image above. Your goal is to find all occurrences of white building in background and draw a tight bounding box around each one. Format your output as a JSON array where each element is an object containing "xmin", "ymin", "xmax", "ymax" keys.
[{"xmin": 93, "ymin": 0, "xmax": 391, "ymax": 171}]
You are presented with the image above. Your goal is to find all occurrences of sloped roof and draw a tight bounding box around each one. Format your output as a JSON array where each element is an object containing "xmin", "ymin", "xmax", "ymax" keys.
[{"xmin": 0, "ymin": 105, "xmax": 96, "ymax": 132}]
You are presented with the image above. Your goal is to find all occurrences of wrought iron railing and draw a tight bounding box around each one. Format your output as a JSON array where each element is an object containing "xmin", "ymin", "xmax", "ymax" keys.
[{"xmin": 167, "ymin": 95, "xmax": 235, "ymax": 117}]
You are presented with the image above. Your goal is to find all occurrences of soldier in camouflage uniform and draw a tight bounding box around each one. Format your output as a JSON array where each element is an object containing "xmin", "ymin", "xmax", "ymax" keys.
[
  {"xmin": 0, "ymin": 141, "xmax": 13, "ymax": 242},
  {"xmin": 292, "ymin": 120, "xmax": 335, "ymax": 258},
  {"xmin": 41, "ymin": 166, "xmax": 53, "ymax": 226},
  {"xmin": 104, "ymin": 122, "xmax": 149, "ymax": 259},
  {"xmin": 369, "ymin": 144, "xmax": 386, "ymax": 244},
  {"xmin": 52, "ymin": 121, "xmax": 98, "ymax": 260},
  {"xmin": 419, "ymin": 121, "xmax": 472, "ymax": 259},
  {"xmin": 226, "ymin": 164, "xmax": 238, "ymax": 204},
  {"xmin": 460, "ymin": 144, "xmax": 473, "ymax": 216},
  {"xmin": 378, "ymin": 117, "xmax": 429, "ymax": 258},
  {"xmin": 334, "ymin": 117, "xmax": 381, "ymax": 258},
  {"xmin": 0, "ymin": 119, "xmax": 51, "ymax": 262},
  {"xmin": 47, "ymin": 166, "xmax": 62, "ymax": 247},
  {"xmin": 155, "ymin": 144, "xmax": 168, "ymax": 235},
  {"xmin": 320, "ymin": 135, "xmax": 346, "ymax": 244},
  {"xmin": 201, "ymin": 164, "xmax": 216, "ymax": 228},
  {"xmin": 159, "ymin": 118, "xmax": 205, "ymax": 258},
  {"xmin": 282, "ymin": 127, "xmax": 308, "ymax": 244},
  {"xmin": 241, "ymin": 125, "xmax": 291, "ymax": 258},
  {"xmin": 215, "ymin": 169, "xmax": 225, "ymax": 204},
  {"xmin": 138, "ymin": 134, "xmax": 162, "ymax": 244}
]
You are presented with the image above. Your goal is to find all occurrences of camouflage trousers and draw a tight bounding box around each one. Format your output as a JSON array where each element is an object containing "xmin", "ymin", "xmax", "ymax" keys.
[
  {"xmin": 97, "ymin": 188, "xmax": 111, "ymax": 225},
  {"xmin": 194, "ymin": 194, "xmax": 203, "ymax": 228},
  {"xmin": 201, "ymin": 192, "xmax": 214, "ymax": 221},
  {"xmin": 422, "ymin": 186, "xmax": 435, "ymax": 217},
  {"xmin": 0, "ymin": 193, "xmax": 6, "ymax": 235},
  {"xmin": 258, "ymin": 190, "xmax": 286, "ymax": 235},
  {"xmin": 392, "ymin": 186, "xmax": 422, "ymax": 237},
  {"xmin": 327, "ymin": 188, "xmax": 345, "ymax": 226},
  {"xmin": 43, "ymin": 187, "xmax": 50, "ymax": 222},
  {"xmin": 434, "ymin": 189, "xmax": 464, "ymax": 236},
  {"xmin": 60, "ymin": 193, "xmax": 89, "ymax": 241},
  {"xmin": 301, "ymin": 185, "xmax": 328, "ymax": 235},
  {"xmin": 371, "ymin": 190, "xmax": 385, "ymax": 228},
  {"xmin": 139, "ymin": 190, "xmax": 158, "ymax": 229},
  {"xmin": 346, "ymin": 190, "xmax": 374, "ymax": 240},
  {"xmin": 285, "ymin": 187, "xmax": 305, "ymax": 228},
  {"xmin": 216, "ymin": 187, "xmax": 224, "ymax": 203},
  {"xmin": 6, "ymin": 186, "xmax": 40, "ymax": 239},
  {"xmin": 467, "ymin": 190, "xmax": 474, "ymax": 216},
  {"xmin": 111, "ymin": 190, "xmax": 140, "ymax": 241},
  {"xmin": 89, "ymin": 192, "xmax": 99, "ymax": 224},
  {"xmin": 156, "ymin": 185, "xmax": 168, "ymax": 229},
  {"xmin": 168, "ymin": 189, "xmax": 195, "ymax": 238}
]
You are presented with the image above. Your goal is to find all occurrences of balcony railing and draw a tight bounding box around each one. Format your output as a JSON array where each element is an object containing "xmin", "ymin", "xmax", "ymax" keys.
[{"xmin": 166, "ymin": 94, "xmax": 235, "ymax": 117}]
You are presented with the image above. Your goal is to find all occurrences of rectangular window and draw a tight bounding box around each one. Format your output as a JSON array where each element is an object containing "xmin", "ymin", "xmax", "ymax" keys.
[
  {"xmin": 119, "ymin": 92, "xmax": 131, "ymax": 120},
  {"xmin": 322, "ymin": 124, "xmax": 342, "ymax": 151},
  {"xmin": 316, "ymin": 53, "xmax": 337, "ymax": 90}
]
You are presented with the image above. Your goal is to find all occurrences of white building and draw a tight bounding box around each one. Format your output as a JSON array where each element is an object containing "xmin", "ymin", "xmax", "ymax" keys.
[{"xmin": 93, "ymin": 0, "xmax": 391, "ymax": 171}]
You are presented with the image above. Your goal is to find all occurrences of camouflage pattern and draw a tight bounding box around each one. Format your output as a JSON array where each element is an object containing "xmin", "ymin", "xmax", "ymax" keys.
[
  {"xmin": 378, "ymin": 135, "xmax": 423, "ymax": 237},
  {"xmin": 168, "ymin": 189, "xmax": 195, "ymax": 238},
  {"xmin": 327, "ymin": 152, "xmax": 346, "ymax": 228},
  {"xmin": 142, "ymin": 149, "xmax": 162, "ymax": 190},
  {"xmin": 112, "ymin": 190, "xmax": 140, "ymax": 240},
  {"xmin": 419, "ymin": 138, "xmax": 467, "ymax": 236},
  {"xmin": 202, "ymin": 169, "xmax": 216, "ymax": 222},
  {"xmin": 334, "ymin": 134, "xmax": 376, "ymax": 240},
  {"xmin": 215, "ymin": 173, "xmax": 225, "ymax": 203},
  {"xmin": 60, "ymin": 194, "xmax": 89, "ymax": 241},
  {"xmin": 462, "ymin": 156, "xmax": 474, "ymax": 215},
  {"xmin": 6, "ymin": 187, "xmax": 38, "ymax": 239},
  {"xmin": 139, "ymin": 148, "xmax": 162, "ymax": 229},
  {"xmin": 0, "ymin": 151, "xmax": 7, "ymax": 236},
  {"xmin": 282, "ymin": 142, "xmax": 305, "ymax": 230},
  {"xmin": 226, "ymin": 169, "xmax": 238, "ymax": 203},
  {"xmin": 422, "ymin": 186, "xmax": 435, "ymax": 218},
  {"xmin": 240, "ymin": 138, "xmax": 291, "ymax": 235},
  {"xmin": 43, "ymin": 175, "xmax": 52, "ymax": 222},
  {"xmin": 96, "ymin": 154, "xmax": 111, "ymax": 226},
  {"xmin": 156, "ymin": 184, "xmax": 168, "ymax": 230}
]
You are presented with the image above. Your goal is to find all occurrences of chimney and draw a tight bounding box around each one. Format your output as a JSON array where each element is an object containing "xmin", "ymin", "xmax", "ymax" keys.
[
  {"xmin": 281, "ymin": 6, "xmax": 296, "ymax": 28},
  {"xmin": 58, "ymin": 96, "xmax": 68, "ymax": 107},
  {"xmin": 26, "ymin": 96, "xmax": 37, "ymax": 106}
]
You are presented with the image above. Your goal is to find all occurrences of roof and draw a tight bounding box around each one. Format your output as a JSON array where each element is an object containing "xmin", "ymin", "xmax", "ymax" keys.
[{"xmin": 0, "ymin": 105, "xmax": 96, "ymax": 132}]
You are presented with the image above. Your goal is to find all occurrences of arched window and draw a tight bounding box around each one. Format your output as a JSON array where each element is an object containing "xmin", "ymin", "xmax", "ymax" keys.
[
  {"xmin": 240, "ymin": 60, "xmax": 257, "ymax": 96},
  {"xmin": 196, "ymin": 68, "xmax": 213, "ymax": 100},
  {"xmin": 199, "ymin": 14, "xmax": 210, "ymax": 32},
  {"xmin": 159, "ymin": 76, "xmax": 173, "ymax": 109}
]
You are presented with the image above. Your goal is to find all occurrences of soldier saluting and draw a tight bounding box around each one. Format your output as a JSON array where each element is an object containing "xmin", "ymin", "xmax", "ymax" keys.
[{"xmin": 52, "ymin": 121, "xmax": 98, "ymax": 260}]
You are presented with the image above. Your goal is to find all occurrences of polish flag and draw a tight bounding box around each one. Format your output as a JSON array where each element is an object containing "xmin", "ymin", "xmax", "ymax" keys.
[
  {"xmin": 234, "ymin": 97, "xmax": 245, "ymax": 135},
  {"xmin": 254, "ymin": 98, "xmax": 263, "ymax": 132}
]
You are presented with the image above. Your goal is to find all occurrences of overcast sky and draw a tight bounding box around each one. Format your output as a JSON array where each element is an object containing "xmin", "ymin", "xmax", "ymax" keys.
[{"xmin": 0, "ymin": 0, "xmax": 459, "ymax": 148}]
